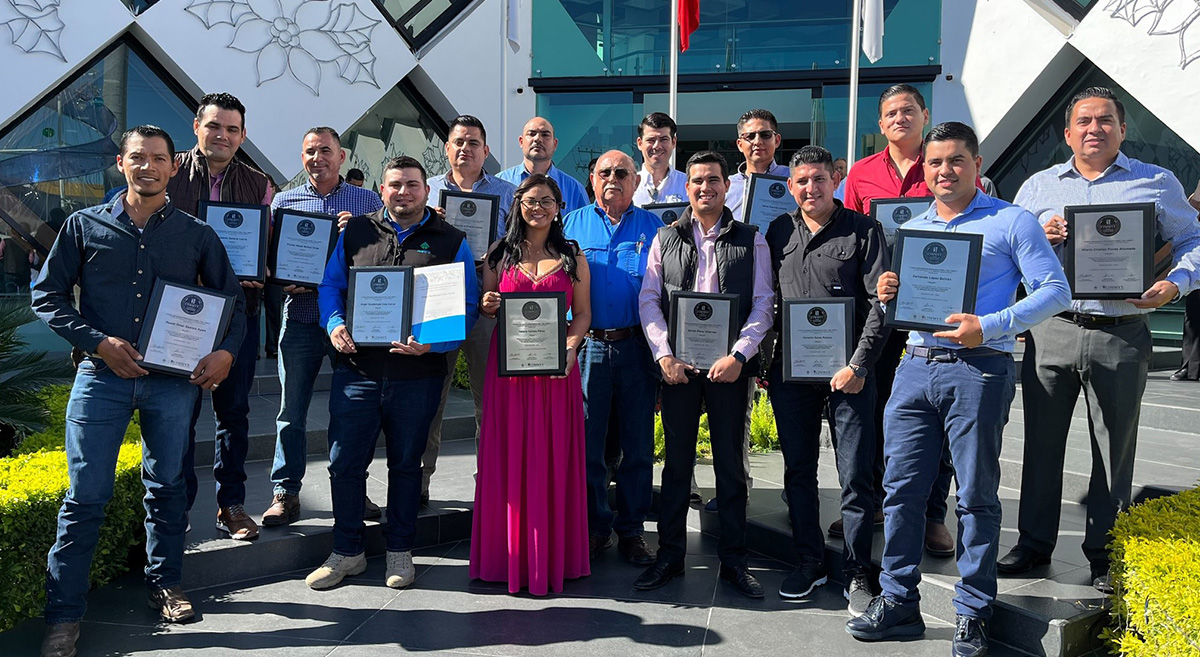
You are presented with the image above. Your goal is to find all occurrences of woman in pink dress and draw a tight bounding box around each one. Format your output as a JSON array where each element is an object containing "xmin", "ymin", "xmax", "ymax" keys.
[{"xmin": 470, "ymin": 173, "xmax": 592, "ymax": 595}]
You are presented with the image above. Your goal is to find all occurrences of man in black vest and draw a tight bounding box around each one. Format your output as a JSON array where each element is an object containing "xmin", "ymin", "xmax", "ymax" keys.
[
  {"xmin": 634, "ymin": 151, "xmax": 775, "ymax": 598},
  {"xmin": 306, "ymin": 155, "xmax": 479, "ymax": 590}
]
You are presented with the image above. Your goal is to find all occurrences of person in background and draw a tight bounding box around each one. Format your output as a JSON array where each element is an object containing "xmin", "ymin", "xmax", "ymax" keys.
[
  {"xmin": 498, "ymin": 117, "xmax": 590, "ymax": 214},
  {"xmin": 346, "ymin": 168, "xmax": 366, "ymax": 187},
  {"xmin": 833, "ymin": 157, "xmax": 848, "ymax": 201},
  {"xmin": 1170, "ymin": 179, "xmax": 1200, "ymax": 381},
  {"xmin": 632, "ymin": 112, "xmax": 687, "ymax": 206},
  {"xmin": 585, "ymin": 157, "xmax": 599, "ymax": 204}
]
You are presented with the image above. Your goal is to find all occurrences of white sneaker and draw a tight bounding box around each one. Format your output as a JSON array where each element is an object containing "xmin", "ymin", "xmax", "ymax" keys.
[
  {"xmin": 385, "ymin": 550, "xmax": 416, "ymax": 588},
  {"xmin": 305, "ymin": 552, "xmax": 367, "ymax": 590}
]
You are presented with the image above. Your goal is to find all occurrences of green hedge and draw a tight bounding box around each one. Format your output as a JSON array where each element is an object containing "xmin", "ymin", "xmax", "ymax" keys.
[
  {"xmin": 0, "ymin": 385, "xmax": 144, "ymax": 633},
  {"xmin": 653, "ymin": 389, "xmax": 778, "ymax": 462},
  {"xmin": 1106, "ymin": 486, "xmax": 1200, "ymax": 656}
]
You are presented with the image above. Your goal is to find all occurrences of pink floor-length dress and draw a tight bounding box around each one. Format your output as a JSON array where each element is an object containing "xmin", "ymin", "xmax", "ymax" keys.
[{"xmin": 469, "ymin": 265, "xmax": 590, "ymax": 595}]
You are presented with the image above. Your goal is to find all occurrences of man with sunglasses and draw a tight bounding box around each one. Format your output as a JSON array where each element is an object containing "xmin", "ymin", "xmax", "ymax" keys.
[
  {"xmin": 563, "ymin": 150, "xmax": 665, "ymax": 566},
  {"xmin": 499, "ymin": 117, "xmax": 589, "ymax": 214},
  {"xmin": 725, "ymin": 109, "xmax": 790, "ymax": 220}
]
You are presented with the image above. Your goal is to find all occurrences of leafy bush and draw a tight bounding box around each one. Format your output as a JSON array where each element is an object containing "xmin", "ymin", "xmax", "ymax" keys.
[
  {"xmin": 653, "ymin": 390, "xmax": 776, "ymax": 462},
  {"xmin": 452, "ymin": 351, "xmax": 470, "ymax": 390}
]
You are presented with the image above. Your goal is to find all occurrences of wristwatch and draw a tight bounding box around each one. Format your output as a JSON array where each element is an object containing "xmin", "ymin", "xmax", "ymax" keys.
[
  {"xmin": 848, "ymin": 363, "xmax": 867, "ymax": 378},
  {"xmin": 731, "ymin": 350, "xmax": 747, "ymax": 364}
]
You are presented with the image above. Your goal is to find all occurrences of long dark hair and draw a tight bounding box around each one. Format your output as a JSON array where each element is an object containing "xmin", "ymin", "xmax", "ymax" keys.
[{"xmin": 487, "ymin": 173, "xmax": 580, "ymax": 281}]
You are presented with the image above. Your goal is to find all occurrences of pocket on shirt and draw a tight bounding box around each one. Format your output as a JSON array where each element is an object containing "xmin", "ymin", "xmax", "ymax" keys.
[{"xmin": 615, "ymin": 244, "xmax": 647, "ymax": 279}]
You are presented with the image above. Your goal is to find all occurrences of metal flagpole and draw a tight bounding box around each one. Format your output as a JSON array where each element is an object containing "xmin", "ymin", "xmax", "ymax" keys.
[
  {"xmin": 669, "ymin": 0, "xmax": 679, "ymax": 167},
  {"xmin": 846, "ymin": 0, "xmax": 862, "ymax": 171}
]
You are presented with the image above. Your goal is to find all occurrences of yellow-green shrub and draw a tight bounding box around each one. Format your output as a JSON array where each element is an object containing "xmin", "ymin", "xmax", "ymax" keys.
[{"xmin": 652, "ymin": 390, "xmax": 777, "ymax": 462}]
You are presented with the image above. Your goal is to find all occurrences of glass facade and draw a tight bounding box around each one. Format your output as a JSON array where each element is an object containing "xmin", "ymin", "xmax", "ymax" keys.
[
  {"xmin": 373, "ymin": 0, "xmax": 475, "ymax": 48},
  {"xmin": 120, "ymin": 0, "xmax": 159, "ymax": 14},
  {"xmin": 328, "ymin": 82, "xmax": 448, "ymax": 191}
]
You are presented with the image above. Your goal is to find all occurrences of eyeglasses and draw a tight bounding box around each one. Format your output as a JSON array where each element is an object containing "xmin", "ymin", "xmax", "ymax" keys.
[
  {"xmin": 596, "ymin": 168, "xmax": 632, "ymax": 180},
  {"xmin": 739, "ymin": 129, "xmax": 777, "ymax": 142},
  {"xmin": 520, "ymin": 198, "xmax": 559, "ymax": 210}
]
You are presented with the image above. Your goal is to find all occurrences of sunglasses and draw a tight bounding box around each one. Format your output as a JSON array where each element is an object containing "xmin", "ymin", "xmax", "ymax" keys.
[
  {"xmin": 739, "ymin": 129, "xmax": 777, "ymax": 142},
  {"xmin": 596, "ymin": 168, "xmax": 632, "ymax": 180}
]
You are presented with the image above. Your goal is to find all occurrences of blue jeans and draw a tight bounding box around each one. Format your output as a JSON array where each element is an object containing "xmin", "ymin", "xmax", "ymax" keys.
[
  {"xmin": 878, "ymin": 350, "xmax": 1016, "ymax": 620},
  {"xmin": 270, "ymin": 318, "xmax": 334, "ymax": 496},
  {"xmin": 578, "ymin": 334, "xmax": 657, "ymax": 538},
  {"xmin": 45, "ymin": 359, "xmax": 198, "ymax": 623},
  {"xmin": 184, "ymin": 316, "xmax": 259, "ymax": 509},
  {"xmin": 327, "ymin": 367, "xmax": 443, "ymax": 555}
]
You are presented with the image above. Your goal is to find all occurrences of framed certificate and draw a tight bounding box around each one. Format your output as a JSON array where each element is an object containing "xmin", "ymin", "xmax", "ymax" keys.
[
  {"xmin": 198, "ymin": 201, "xmax": 269, "ymax": 282},
  {"xmin": 1064, "ymin": 203, "xmax": 1154, "ymax": 300},
  {"xmin": 497, "ymin": 292, "xmax": 567, "ymax": 376},
  {"xmin": 781, "ymin": 298, "xmax": 855, "ymax": 383},
  {"xmin": 138, "ymin": 279, "xmax": 236, "ymax": 377},
  {"xmin": 643, "ymin": 202, "xmax": 689, "ymax": 225},
  {"xmin": 870, "ymin": 196, "xmax": 934, "ymax": 247},
  {"xmin": 741, "ymin": 173, "xmax": 797, "ymax": 232},
  {"xmin": 885, "ymin": 230, "xmax": 983, "ymax": 332},
  {"xmin": 268, "ymin": 209, "xmax": 339, "ymax": 288},
  {"xmin": 346, "ymin": 266, "xmax": 414, "ymax": 347},
  {"xmin": 668, "ymin": 291, "xmax": 739, "ymax": 371},
  {"xmin": 439, "ymin": 190, "xmax": 500, "ymax": 261}
]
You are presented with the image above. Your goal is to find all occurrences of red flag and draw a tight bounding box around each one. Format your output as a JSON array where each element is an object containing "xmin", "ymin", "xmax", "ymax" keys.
[{"xmin": 679, "ymin": 0, "xmax": 699, "ymax": 52}]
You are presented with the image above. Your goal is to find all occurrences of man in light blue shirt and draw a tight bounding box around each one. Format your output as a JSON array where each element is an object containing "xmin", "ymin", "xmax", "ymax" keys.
[
  {"xmin": 998, "ymin": 87, "xmax": 1200, "ymax": 593},
  {"xmin": 497, "ymin": 117, "xmax": 589, "ymax": 214},
  {"xmin": 632, "ymin": 112, "xmax": 687, "ymax": 207},
  {"xmin": 847, "ymin": 123, "xmax": 1069, "ymax": 656},
  {"xmin": 725, "ymin": 109, "xmax": 790, "ymax": 220}
]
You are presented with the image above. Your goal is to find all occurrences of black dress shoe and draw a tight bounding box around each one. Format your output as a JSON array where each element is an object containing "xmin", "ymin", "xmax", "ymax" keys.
[
  {"xmin": 952, "ymin": 615, "xmax": 988, "ymax": 657},
  {"xmin": 617, "ymin": 535, "xmax": 656, "ymax": 566},
  {"xmin": 633, "ymin": 559, "xmax": 684, "ymax": 591},
  {"xmin": 845, "ymin": 595, "xmax": 925, "ymax": 641},
  {"xmin": 589, "ymin": 534, "xmax": 613, "ymax": 560},
  {"xmin": 719, "ymin": 564, "xmax": 764, "ymax": 599},
  {"xmin": 996, "ymin": 546, "xmax": 1052, "ymax": 574}
]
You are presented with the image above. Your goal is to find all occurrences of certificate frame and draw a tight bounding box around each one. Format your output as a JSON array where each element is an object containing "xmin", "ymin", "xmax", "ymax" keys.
[
  {"xmin": 668, "ymin": 291, "xmax": 740, "ymax": 372},
  {"xmin": 1064, "ymin": 202, "xmax": 1155, "ymax": 300},
  {"xmin": 781, "ymin": 297, "xmax": 856, "ymax": 383},
  {"xmin": 741, "ymin": 173, "xmax": 797, "ymax": 232},
  {"xmin": 885, "ymin": 229, "xmax": 983, "ymax": 333},
  {"xmin": 496, "ymin": 291, "xmax": 568, "ymax": 377},
  {"xmin": 138, "ymin": 279, "xmax": 236, "ymax": 377},
  {"xmin": 346, "ymin": 266, "xmax": 414, "ymax": 348},
  {"xmin": 870, "ymin": 196, "xmax": 934, "ymax": 248},
  {"xmin": 197, "ymin": 200, "xmax": 270, "ymax": 282},
  {"xmin": 438, "ymin": 189, "xmax": 501, "ymax": 261},
  {"xmin": 643, "ymin": 202, "xmax": 689, "ymax": 225},
  {"xmin": 268, "ymin": 208, "xmax": 339, "ymax": 288}
]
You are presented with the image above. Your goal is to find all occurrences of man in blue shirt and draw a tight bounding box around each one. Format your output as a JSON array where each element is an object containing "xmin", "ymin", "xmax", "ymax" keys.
[
  {"xmin": 563, "ymin": 149, "xmax": 663, "ymax": 565},
  {"xmin": 260, "ymin": 127, "xmax": 383, "ymax": 527},
  {"xmin": 998, "ymin": 87, "xmax": 1200, "ymax": 593},
  {"xmin": 498, "ymin": 117, "xmax": 589, "ymax": 214},
  {"xmin": 846, "ymin": 123, "xmax": 1070, "ymax": 657},
  {"xmin": 308, "ymin": 155, "xmax": 478, "ymax": 591}
]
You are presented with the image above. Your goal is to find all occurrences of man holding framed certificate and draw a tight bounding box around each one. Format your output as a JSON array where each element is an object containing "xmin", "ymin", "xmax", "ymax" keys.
[
  {"xmin": 847, "ymin": 123, "xmax": 1069, "ymax": 655},
  {"xmin": 635, "ymin": 151, "xmax": 775, "ymax": 599}
]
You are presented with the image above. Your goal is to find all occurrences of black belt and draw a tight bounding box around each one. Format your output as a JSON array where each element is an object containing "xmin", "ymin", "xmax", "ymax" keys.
[
  {"xmin": 587, "ymin": 326, "xmax": 642, "ymax": 342},
  {"xmin": 1055, "ymin": 312, "xmax": 1143, "ymax": 329},
  {"xmin": 908, "ymin": 345, "xmax": 1006, "ymax": 363}
]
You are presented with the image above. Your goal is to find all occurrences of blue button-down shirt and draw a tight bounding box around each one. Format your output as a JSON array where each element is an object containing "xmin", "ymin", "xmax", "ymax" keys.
[
  {"xmin": 497, "ymin": 163, "xmax": 590, "ymax": 215},
  {"xmin": 901, "ymin": 191, "xmax": 1071, "ymax": 353},
  {"xmin": 725, "ymin": 161, "xmax": 790, "ymax": 221},
  {"xmin": 1014, "ymin": 152, "xmax": 1200, "ymax": 316},
  {"xmin": 426, "ymin": 171, "xmax": 517, "ymax": 241},
  {"xmin": 563, "ymin": 202, "xmax": 664, "ymax": 329},
  {"xmin": 271, "ymin": 178, "xmax": 384, "ymax": 323}
]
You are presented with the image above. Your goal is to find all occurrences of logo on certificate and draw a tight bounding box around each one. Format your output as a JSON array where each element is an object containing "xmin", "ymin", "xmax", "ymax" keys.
[
  {"xmin": 460, "ymin": 200, "xmax": 477, "ymax": 217},
  {"xmin": 296, "ymin": 219, "xmax": 316, "ymax": 237},
  {"xmin": 662, "ymin": 210, "xmax": 679, "ymax": 222},
  {"xmin": 1096, "ymin": 215, "xmax": 1122, "ymax": 237},
  {"xmin": 370, "ymin": 275, "xmax": 389, "ymax": 293},
  {"xmin": 693, "ymin": 302, "xmax": 713, "ymax": 321},
  {"xmin": 806, "ymin": 307, "xmax": 828, "ymax": 326},
  {"xmin": 223, "ymin": 210, "xmax": 244, "ymax": 228},
  {"xmin": 769, "ymin": 183, "xmax": 786, "ymax": 199},
  {"xmin": 892, "ymin": 206, "xmax": 912, "ymax": 225},
  {"xmin": 521, "ymin": 301, "xmax": 542, "ymax": 320},
  {"xmin": 180, "ymin": 294, "xmax": 205, "ymax": 315},
  {"xmin": 922, "ymin": 242, "xmax": 948, "ymax": 265}
]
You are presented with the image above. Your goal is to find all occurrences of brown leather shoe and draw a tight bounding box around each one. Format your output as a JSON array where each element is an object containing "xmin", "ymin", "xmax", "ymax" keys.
[
  {"xmin": 364, "ymin": 495, "xmax": 382, "ymax": 520},
  {"xmin": 617, "ymin": 535, "xmax": 656, "ymax": 566},
  {"xmin": 589, "ymin": 534, "xmax": 613, "ymax": 560},
  {"xmin": 925, "ymin": 522, "xmax": 955, "ymax": 557},
  {"xmin": 148, "ymin": 586, "xmax": 195, "ymax": 622},
  {"xmin": 40, "ymin": 622, "xmax": 79, "ymax": 657},
  {"xmin": 216, "ymin": 505, "xmax": 259, "ymax": 540},
  {"xmin": 261, "ymin": 493, "xmax": 300, "ymax": 527},
  {"xmin": 828, "ymin": 511, "xmax": 884, "ymax": 538}
]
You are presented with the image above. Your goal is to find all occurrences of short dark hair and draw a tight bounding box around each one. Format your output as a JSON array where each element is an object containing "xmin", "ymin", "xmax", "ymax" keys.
[
  {"xmin": 1064, "ymin": 86, "xmax": 1126, "ymax": 125},
  {"xmin": 304, "ymin": 126, "xmax": 341, "ymax": 146},
  {"xmin": 638, "ymin": 112, "xmax": 677, "ymax": 139},
  {"xmin": 685, "ymin": 150, "xmax": 729, "ymax": 180},
  {"xmin": 381, "ymin": 155, "xmax": 427, "ymax": 184},
  {"xmin": 346, "ymin": 168, "xmax": 365, "ymax": 181},
  {"xmin": 922, "ymin": 121, "xmax": 979, "ymax": 158},
  {"xmin": 878, "ymin": 84, "xmax": 927, "ymax": 116},
  {"xmin": 737, "ymin": 109, "xmax": 778, "ymax": 134},
  {"xmin": 788, "ymin": 145, "xmax": 836, "ymax": 175},
  {"xmin": 586, "ymin": 157, "xmax": 599, "ymax": 174},
  {"xmin": 119, "ymin": 124, "xmax": 175, "ymax": 158},
  {"xmin": 196, "ymin": 92, "xmax": 246, "ymax": 129},
  {"xmin": 449, "ymin": 115, "xmax": 487, "ymax": 143}
]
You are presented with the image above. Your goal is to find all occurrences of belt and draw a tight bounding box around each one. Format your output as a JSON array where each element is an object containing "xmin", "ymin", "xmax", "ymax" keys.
[
  {"xmin": 1055, "ymin": 311, "xmax": 1143, "ymax": 329},
  {"xmin": 908, "ymin": 345, "xmax": 1006, "ymax": 363},
  {"xmin": 587, "ymin": 326, "xmax": 641, "ymax": 342}
]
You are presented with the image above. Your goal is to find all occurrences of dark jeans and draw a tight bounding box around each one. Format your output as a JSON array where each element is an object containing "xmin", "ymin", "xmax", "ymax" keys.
[
  {"xmin": 878, "ymin": 350, "xmax": 1016, "ymax": 620},
  {"xmin": 264, "ymin": 283, "xmax": 283, "ymax": 354},
  {"xmin": 578, "ymin": 334, "xmax": 657, "ymax": 538},
  {"xmin": 271, "ymin": 317, "xmax": 335, "ymax": 496},
  {"xmin": 1179, "ymin": 290, "xmax": 1200, "ymax": 378},
  {"xmin": 658, "ymin": 372, "xmax": 752, "ymax": 567},
  {"xmin": 327, "ymin": 367, "xmax": 443, "ymax": 556},
  {"xmin": 769, "ymin": 363, "xmax": 876, "ymax": 575},
  {"xmin": 184, "ymin": 316, "xmax": 259, "ymax": 510}
]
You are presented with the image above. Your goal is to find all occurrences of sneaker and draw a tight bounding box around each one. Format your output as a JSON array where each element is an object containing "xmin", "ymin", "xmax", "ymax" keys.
[
  {"xmin": 385, "ymin": 550, "xmax": 416, "ymax": 588},
  {"xmin": 779, "ymin": 560, "xmax": 828, "ymax": 599},
  {"xmin": 216, "ymin": 504, "xmax": 259, "ymax": 540},
  {"xmin": 952, "ymin": 615, "xmax": 988, "ymax": 657},
  {"xmin": 844, "ymin": 573, "xmax": 874, "ymax": 616},
  {"xmin": 305, "ymin": 552, "xmax": 367, "ymax": 590},
  {"xmin": 845, "ymin": 595, "xmax": 925, "ymax": 641},
  {"xmin": 261, "ymin": 493, "xmax": 300, "ymax": 527},
  {"xmin": 147, "ymin": 586, "xmax": 194, "ymax": 622}
]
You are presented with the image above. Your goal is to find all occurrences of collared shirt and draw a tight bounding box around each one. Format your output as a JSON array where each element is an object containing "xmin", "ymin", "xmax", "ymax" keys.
[
  {"xmin": 833, "ymin": 179, "xmax": 846, "ymax": 202},
  {"xmin": 725, "ymin": 160, "xmax": 791, "ymax": 221},
  {"xmin": 271, "ymin": 178, "xmax": 384, "ymax": 323},
  {"xmin": 426, "ymin": 170, "xmax": 517, "ymax": 241},
  {"xmin": 899, "ymin": 191, "xmax": 1071, "ymax": 353},
  {"xmin": 497, "ymin": 163, "xmax": 590, "ymax": 215},
  {"xmin": 210, "ymin": 169, "xmax": 274, "ymax": 205},
  {"xmin": 1014, "ymin": 152, "xmax": 1200, "ymax": 316},
  {"xmin": 564, "ymin": 202, "xmax": 665, "ymax": 329},
  {"xmin": 638, "ymin": 219, "xmax": 776, "ymax": 361},
  {"xmin": 842, "ymin": 148, "xmax": 931, "ymax": 214},
  {"xmin": 632, "ymin": 166, "xmax": 688, "ymax": 207},
  {"xmin": 32, "ymin": 198, "xmax": 247, "ymax": 356}
]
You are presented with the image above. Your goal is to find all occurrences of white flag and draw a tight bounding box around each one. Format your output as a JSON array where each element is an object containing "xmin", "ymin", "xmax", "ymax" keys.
[
  {"xmin": 507, "ymin": 0, "xmax": 520, "ymax": 50},
  {"xmin": 862, "ymin": 0, "xmax": 884, "ymax": 63}
]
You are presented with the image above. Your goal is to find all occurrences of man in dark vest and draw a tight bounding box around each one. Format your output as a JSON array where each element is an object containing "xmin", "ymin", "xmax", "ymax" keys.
[
  {"xmin": 634, "ymin": 151, "xmax": 775, "ymax": 599},
  {"xmin": 166, "ymin": 92, "xmax": 273, "ymax": 541},
  {"xmin": 307, "ymin": 155, "xmax": 479, "ymax": 590}
]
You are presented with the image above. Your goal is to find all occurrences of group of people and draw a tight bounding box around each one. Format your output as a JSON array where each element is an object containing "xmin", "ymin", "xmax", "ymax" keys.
[{"xmin": 30, "ymin": 82, "xmax": 1200, "ymax": 657}]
